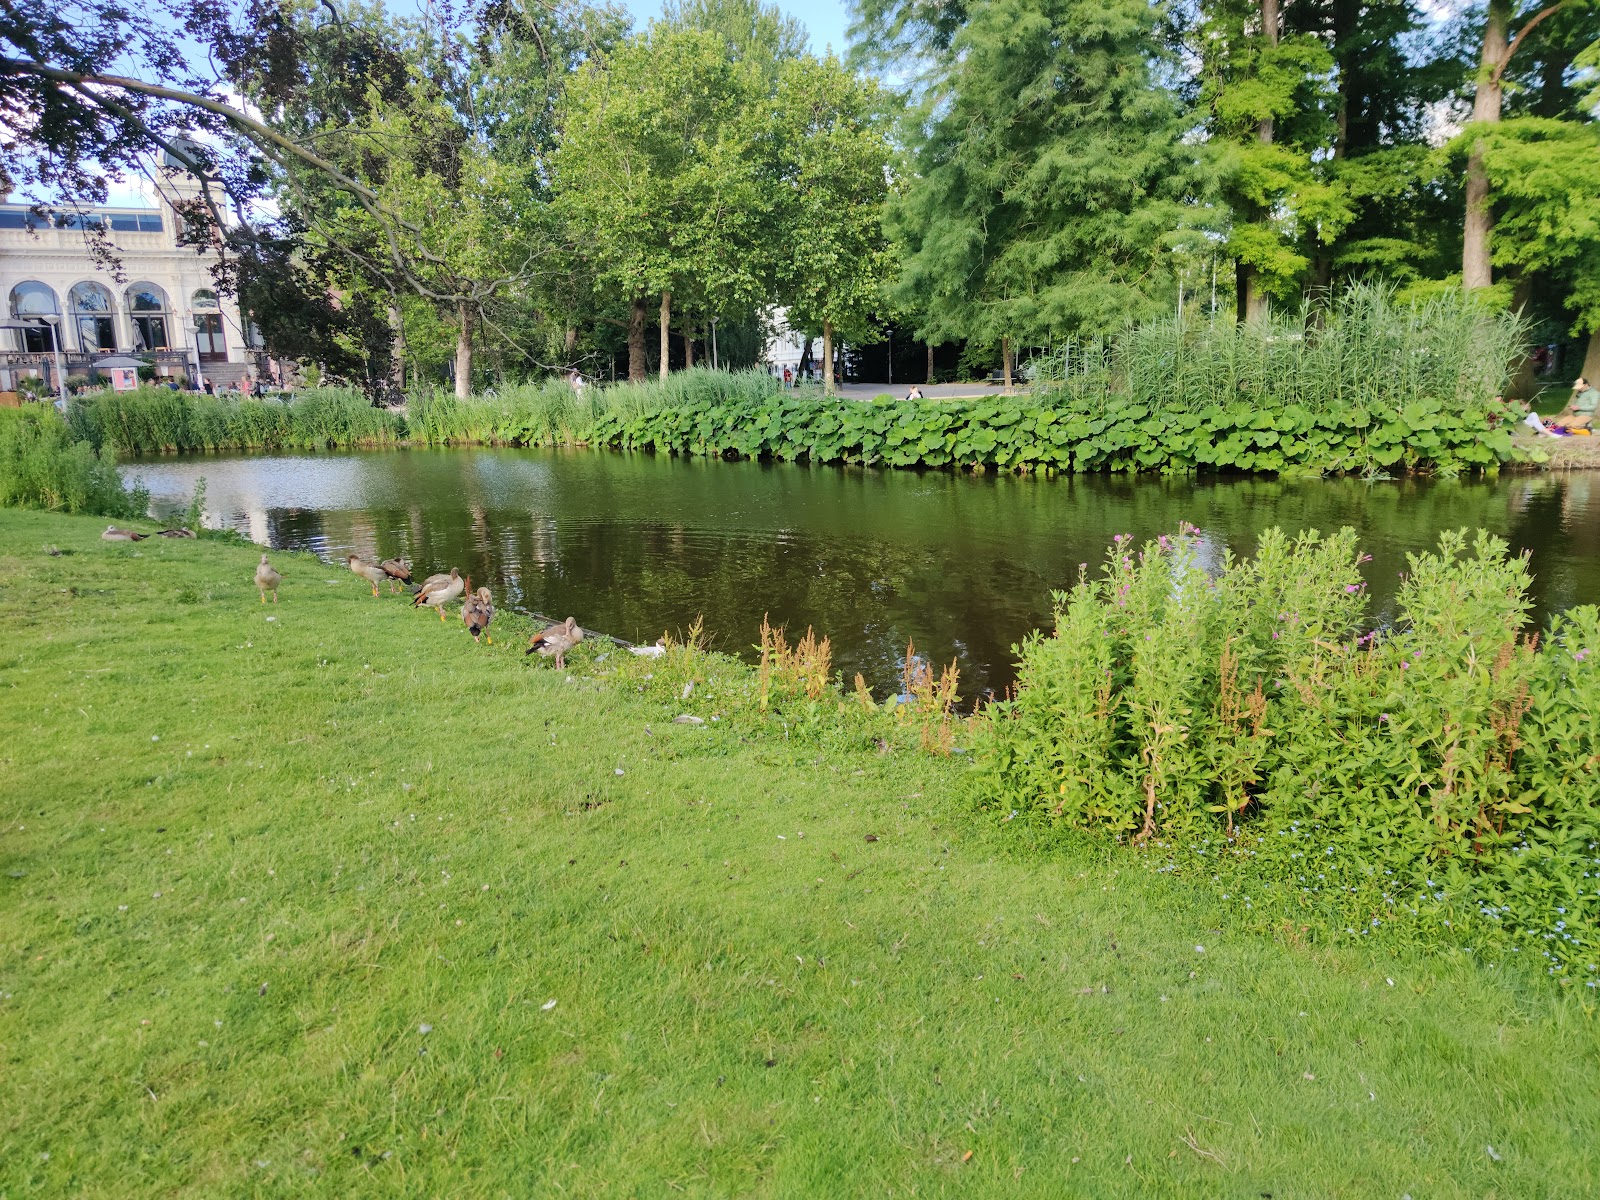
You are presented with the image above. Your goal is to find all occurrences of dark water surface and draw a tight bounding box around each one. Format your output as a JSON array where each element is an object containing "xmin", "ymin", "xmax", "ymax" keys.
[{"xmin": 132, "ymin": 448, "xmax": 1600, "ymax": 698}]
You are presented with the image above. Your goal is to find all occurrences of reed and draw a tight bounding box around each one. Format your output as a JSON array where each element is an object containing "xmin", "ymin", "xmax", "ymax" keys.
[
  {"xmin": 68, "ymin": 386, "xmax": 404, "ymax": 454},
  {"xmin": 0, "ymin": 406, "xmax": 148, "ymax": 517}
]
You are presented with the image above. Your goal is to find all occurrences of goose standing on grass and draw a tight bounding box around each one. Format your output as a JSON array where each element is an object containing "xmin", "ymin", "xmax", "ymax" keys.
[
  {"xmin": 461, "ymin": 587, "xmax": 495, "ymax": 644},
  {"xmin": 379, "ymin": 557, "xmax": 412, "ymax": 593},
  {"xmin": 525, "ymin": 617, "xmax": 584, "ymax": 669},
  {"xmin": 346, "ymin": 554, "xmax": 389, "ymax": 597},
  {"xmin": 255, "ymin": 554, "xmax": 282, "ymax": 604},
  {"xmin": 102, "ymin": 526, "xmax": 147, "ymax": 542},
  {"xmin": 413, "ymin": 567, "xmax": 464, "ymax": 621}
]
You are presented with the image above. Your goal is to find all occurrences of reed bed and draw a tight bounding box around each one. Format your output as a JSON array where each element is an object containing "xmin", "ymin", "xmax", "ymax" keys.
[{"xmin": 1037, "ymin": 282, "xmax": 1526, "ymax": 416}]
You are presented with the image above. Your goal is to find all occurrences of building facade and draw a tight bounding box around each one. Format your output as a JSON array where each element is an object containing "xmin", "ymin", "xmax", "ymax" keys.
[{"xmin": 1, "ymin": 162, "xmax": 260, "ymax": 398}]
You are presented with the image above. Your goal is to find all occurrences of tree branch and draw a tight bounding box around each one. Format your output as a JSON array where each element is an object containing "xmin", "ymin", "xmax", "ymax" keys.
[{"xmin": 1491, "ymin": 1, "xmax": 1571, "ymax": 85}]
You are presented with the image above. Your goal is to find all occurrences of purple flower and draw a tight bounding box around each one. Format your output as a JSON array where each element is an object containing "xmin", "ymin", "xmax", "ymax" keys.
[
  {"xmin": 1379, "ymin": 713, "xmax": 1390, "ymax": 722},
  {"xmin": 1344, "ymin": 585, "xmax": 1361, "ymax": 594},
  {"xmin": 1577, "ymin": 649, "xmax": 1589, "ymax": 662},
  {"xmin": 1400, "ymin": 661, "xmax": 1409, "ymax": 670}
]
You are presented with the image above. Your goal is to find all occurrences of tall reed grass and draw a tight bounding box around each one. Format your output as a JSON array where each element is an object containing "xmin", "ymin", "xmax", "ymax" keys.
[
  {"xmin": 0, "ymin": 406, "xmax": 148, "ymax": 517},
  {"xmin": 68, "ymin": 387, "xmax": 406, "ymax": 454},
  {"xmin": 1035, "ymin": 282, "xmax": 1526, "ymax": 415}
]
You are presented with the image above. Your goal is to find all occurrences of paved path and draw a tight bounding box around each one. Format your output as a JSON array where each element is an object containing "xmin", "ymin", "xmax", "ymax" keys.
[{"xmin": 832, "ymin": 381, "xmax": 1031, "ymax": 401}]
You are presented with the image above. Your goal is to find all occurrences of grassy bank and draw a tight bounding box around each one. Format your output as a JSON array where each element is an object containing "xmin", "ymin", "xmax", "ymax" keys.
[{"xmin": 2, "ymin": 510, "xmax": 1597, "ymax": 1196}]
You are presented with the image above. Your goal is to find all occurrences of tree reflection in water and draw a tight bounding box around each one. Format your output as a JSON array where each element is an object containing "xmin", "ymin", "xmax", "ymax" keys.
[{"xmin": 133, "ymin": 447, "xmax": 1600, "ymax": 700}]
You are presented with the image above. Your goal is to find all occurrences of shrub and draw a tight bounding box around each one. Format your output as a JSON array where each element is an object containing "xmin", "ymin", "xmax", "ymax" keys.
[
  {"xmin": 0, "ymin": 406, "xmax": 148, "ymax": 517},
  {"xmin": 973, "ymin": 527, "xmax": 1600, "ymax": 980}
]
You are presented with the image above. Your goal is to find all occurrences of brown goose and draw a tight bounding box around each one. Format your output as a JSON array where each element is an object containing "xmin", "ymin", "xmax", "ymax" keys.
[
  {"xmin": 346, "ymin": 554, "xmax": 388, "ymax": 597},
  {"xmin": 254, "ymin": 553, "xmax": 282, "ymax": 604},
  {"xmin": 413, "ymin": 567, "xmax": 464, "ymax": 621},
  {"xmin": 102, "ymin": 526, "xmax": 147, "ymax": 542},
  {"xmin": 156, "ymin": 527, "xmax": 196, "ymax": 538},
  {"xmin": 461, "ymin": 586, "xmax": 495, "ymax": 644},
  {"xmin": 525, "ymin": 617, "xmax": 584, "ymax": 669},
  {"xmin": 379, "ymin": 557, "xmax": 412, "ymax": 593}
]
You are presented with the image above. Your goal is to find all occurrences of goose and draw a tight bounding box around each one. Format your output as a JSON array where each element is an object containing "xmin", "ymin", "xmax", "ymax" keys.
[
  {"xmin": 413, "ymin": 567, "xmax": 464, "ymax": 621},
  {"xmin": 629, "ymin": 638, "xmax": 668, "ymax": 658},
  {"xmin": 102, "ymin": 526, "xmax": 147, "ymax": 542},
  {"xmin": 461, "ymin": 587, "xmax": 495, "ymax": 644},
  {"xmin": 254, "ymin": 553, "xmax": 282, "ymax": 604},
  {"xmin": 379, "ymin": 557, "xmax": 412, "ymax": 593},
  {"xmin": 156, "ymin": 528, "xmax": 196, "ymax": 538},
  {"xmin": 525, "ymin": 617, "xmax": 584, "ymax": 669},
  {"xmin": 346, "ymin": 554, "xmax": 389, "ymax": 596}
]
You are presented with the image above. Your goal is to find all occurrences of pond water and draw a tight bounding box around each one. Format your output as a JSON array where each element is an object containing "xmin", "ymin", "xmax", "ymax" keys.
[{"xmin": 131, "ymin": 448, "xmax": 1600, "ymax": 699}]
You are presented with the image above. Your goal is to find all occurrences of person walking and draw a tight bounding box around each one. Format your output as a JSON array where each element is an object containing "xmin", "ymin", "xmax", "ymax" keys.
[{"xmin": 782, "ymin": 365, "xmax": 793, "ymax": 388}]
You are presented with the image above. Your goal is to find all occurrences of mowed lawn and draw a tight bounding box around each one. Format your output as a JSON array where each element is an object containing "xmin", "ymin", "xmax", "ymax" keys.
[{"xmin": 0, "ymin": 509, "xmax": 1596, "ymax": 1198}]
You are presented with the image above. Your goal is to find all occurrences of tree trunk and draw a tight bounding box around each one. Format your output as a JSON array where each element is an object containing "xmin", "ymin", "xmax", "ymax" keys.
[
  {"xmin": 926, "ymin": 342, "xmax": 935, "ymax": 384},
  {"xmin": 1002, "ymin": 336, "xmax": 1012, "ymax": 392},
  {"xmin": 1463, "ymin": 0, "xmax": 1510, "ymax": 291},
  {"xmin": 628, "ymin": 297, "xmax": 647, "ymax": 383},
  {"xmin": 1582, "ymin": 326, "xmax": 1600, "ymax": 387},
  {"xmin": 454, "ymin": 301, "xmax": 472, "ymax": 400},
  {"xmin": 822, "ymin": 320, "xmax": 835, "ymax": 395},
  {"xmin": 1237, "ymin": 0, "xmax": 1280, "ymax": 325},
  {"xmin": 685, "ymin": 321, "xmax": 695, "ymax": 370},
  {"xmin": 798, "ymin": 338, "xmax": 814, "ymax": 379},
  {"xmin": 387, "ymin": 301, "xmax": 406, "ymax": 394},
  {"xmin": 659, "ymin": 291, "xmax": 672, "ymax": 380}
]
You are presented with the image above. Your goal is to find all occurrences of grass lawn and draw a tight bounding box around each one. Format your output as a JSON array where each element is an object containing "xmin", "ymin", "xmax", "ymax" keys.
[{"xmin": 1, "ymin": 509, "xmax": 1597, "ymax": 1197}]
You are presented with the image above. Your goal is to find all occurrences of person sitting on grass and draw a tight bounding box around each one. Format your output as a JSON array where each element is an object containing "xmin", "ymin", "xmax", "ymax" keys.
[{"xmin": 1549, "ymin": 377, "xmax": 1599, "ymax": 430}]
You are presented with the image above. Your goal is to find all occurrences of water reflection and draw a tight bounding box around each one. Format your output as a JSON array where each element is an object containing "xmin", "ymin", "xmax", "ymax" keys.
[{"xmin": 127, "ymin": 448, "xmax": 1600, "ymax": 698}]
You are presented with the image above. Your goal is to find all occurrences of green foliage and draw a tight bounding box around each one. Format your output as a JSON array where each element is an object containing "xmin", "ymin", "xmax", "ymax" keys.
[
  {"xmin": 885, "ymin": 0, "xmax": 1204, "ymax": 344},
  {"xmin": 67, "ymin": 387, "xmax": 405, "ymax": 454},
  {"xmin": 590, "ymin": 291, "xmax": 1523, "ymax": 476},
  {"xmin": 0, "ymin": 406, "xmax": 147, "ymax": 517},
  {"xmin": 975, "ymin": 526, "xmax": 1600, "ymax": 982}
]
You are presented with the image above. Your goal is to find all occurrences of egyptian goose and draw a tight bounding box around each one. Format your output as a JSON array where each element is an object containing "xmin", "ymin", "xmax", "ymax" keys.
[
  {"xmin": 379, "ymin": 558, "xmax": 412, "ymax": 593},
  {"xmin": 525, "ymin": 617, "xmax": 584, "ymax": 668},
  {"xmin": 102, "ymin": 526, "xmax": 147, "ymax": 541},
  {"xmin": 254, "ymin": 553, "xmax": 282, "ymax": 604},
  {"xmin": 413, "ymin": 568, "xmax": 464, "ymax": 621},
  {"xmin": 346, "ymin": 554, "xmax": 388, "ymax": 597},
  {"xmin": 461, "ymin": 587, "xmax": 494, "ymax": 644}
]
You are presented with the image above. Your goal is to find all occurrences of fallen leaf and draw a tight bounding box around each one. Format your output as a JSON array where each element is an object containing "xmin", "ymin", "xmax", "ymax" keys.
[{"xmin": 961, "ymin": 1150, "xmax": 973, "ymax": 1164}]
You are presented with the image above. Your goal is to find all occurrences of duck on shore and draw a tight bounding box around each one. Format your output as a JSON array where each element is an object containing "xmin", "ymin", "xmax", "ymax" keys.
[
  {"xmin": 346, "ymin": 554, "xmax": 389, "ymax": 597},
  {"xmin": 379, "ymin": 558, "xmax": 412, "ymax": 593},
  {"xmin": 255, "ymin": 554, "xmax": 282, "ymax": 604},
  {"xmin": 526, "ymin": 617, "xmax": 584, "ymax": 668},
  {"xmin": 462, "ymin": 586, "xmax": 494, "ymax": 644},
  {"xmin": 156, "ymin": 528, "xmax": 196, "ymax": 538},
  {"xmin": 102, "ymin": 526, "xmax": 147, "ymax": 542},
  {"xmin": 413, "ymin": 567, "xmax": 464, "ymax": 620}
]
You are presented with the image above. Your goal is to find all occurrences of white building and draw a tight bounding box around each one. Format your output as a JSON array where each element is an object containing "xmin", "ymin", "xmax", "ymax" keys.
[{"xmin": 1, "ymin": 152, "xmax": 260, "ymax": 398}]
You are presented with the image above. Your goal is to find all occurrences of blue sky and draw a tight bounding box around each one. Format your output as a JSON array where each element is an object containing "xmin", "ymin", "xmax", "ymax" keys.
[{"xmin": 622, "ymin": 0, "xmax": 854, "ymax": 55}]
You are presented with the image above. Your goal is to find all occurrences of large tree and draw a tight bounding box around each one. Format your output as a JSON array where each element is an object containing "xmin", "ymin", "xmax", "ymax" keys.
[
  {"xmin": 881, "ymin": 0, "xmax": 1204, "ymax": 380},
  {"xmin": 770, "ymin": 55, "xmax": 894, "ymax": 394},
  {"xmin": 555, "ymin": 25, "xmax": 774, "ymax": 381}
]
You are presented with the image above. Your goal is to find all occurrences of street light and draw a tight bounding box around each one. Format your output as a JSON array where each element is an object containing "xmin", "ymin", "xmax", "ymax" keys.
[{"xmin": 42, "ymin": 315, "xmax": 67, "ymax": 408}]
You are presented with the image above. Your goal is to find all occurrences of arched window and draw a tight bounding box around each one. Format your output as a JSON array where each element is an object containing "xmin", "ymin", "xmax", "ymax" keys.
[
  {"xmin": 70, "ymin": 281, "xmax": 118, "ymax": 353},
  {"xmin": 126, "ymin": 282, "xmax": 171, "ymax": 351},
  {"xmin": 191, "ymin": 288, "xmax": 218, "ymax": 309},
  {"xmin": 8, "ymin": 281, "xmax": 59, "ymax": 353}
]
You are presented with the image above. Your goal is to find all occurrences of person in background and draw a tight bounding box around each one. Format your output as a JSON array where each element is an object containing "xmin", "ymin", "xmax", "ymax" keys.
[
  {"xmin": 1550, "ymin": 377, "xmax": 1599, "ymax": 430},
  {"xmin": 201, "ymin": 377, "xmax": 214, "ymax": 395},
  {"xmin": 782, "ymin": 365, "xmax": 793, "ymax": 388},
  {"xmin": 905, "ymin": 385, "xmax": 924, "ymax": 401}
]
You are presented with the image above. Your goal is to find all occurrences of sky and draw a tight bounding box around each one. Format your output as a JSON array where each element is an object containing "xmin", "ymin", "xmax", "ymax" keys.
[{"xmin": 623, "ymin": 0, "xmax": 854, "ymax": 55}]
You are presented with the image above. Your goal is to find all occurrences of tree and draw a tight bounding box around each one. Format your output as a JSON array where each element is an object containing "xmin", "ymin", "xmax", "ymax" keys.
[
  {"xmin": 770, "ymin": 55, "xmax": 894, "ymax": 395},
  {"xmin": 661, "ymin": 0, "xmax": 808, "ymax": 69},
  {"xmin": 883, "ymin": 0, "xmax": 1204, "ymax": 381},
  {"xmin": 555, "ymin": 26, "xmax": 774, "ymax": 381},
  {"xmin": 1197, "ymin": 0, "xmax": 1351, "ymax": 320}
]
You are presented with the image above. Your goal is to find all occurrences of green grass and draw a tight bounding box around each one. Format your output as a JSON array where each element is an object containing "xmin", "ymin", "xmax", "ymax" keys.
[{"xmin": 1, "ymin": 509, "xmax": 1597, "ymax": 1197}]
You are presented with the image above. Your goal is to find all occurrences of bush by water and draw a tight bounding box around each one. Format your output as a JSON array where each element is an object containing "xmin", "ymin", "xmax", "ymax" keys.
[
  {"xmin": 0, "ymin": 406, "xmax": 148, "ymax": 517},
  {"xmin": 974, "ymin": 527, "xmax": 1599, "ymax": 983}
]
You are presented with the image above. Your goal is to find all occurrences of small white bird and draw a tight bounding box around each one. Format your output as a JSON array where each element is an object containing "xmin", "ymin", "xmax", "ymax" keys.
[
  {"xmin": 629, "ymin": 638, "xmax": 667, "ymax": 659},
  {"xmin": 254, "ymin": 554, "xmax": 282, "ymax": 604}
]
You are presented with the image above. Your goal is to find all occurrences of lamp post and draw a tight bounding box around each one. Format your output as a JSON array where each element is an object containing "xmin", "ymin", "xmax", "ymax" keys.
[{"xmin": 43, "ymin": 315, "xmax": 67, "ymax": 408}]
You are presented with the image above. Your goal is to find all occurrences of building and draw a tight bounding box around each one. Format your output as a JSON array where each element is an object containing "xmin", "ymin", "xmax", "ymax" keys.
[{"xmin": 1, "ymin": 151, "xmax": 261, "ymax": 399}]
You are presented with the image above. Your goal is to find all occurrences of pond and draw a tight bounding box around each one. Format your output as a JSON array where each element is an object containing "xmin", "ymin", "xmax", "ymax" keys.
[{"xmin": 131, "ymin": 448, "xmax": 1600, "ymax": 700}]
